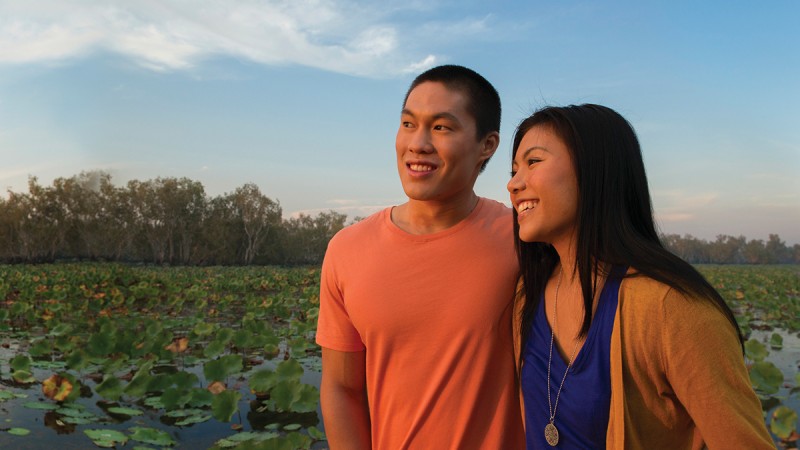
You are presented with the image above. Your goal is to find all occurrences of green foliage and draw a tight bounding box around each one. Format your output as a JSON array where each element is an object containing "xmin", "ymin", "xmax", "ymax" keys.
[
  {"xmin": 749, "ymin": 361, "xmax": 784, "ymax": 395},
  {"xmin": 770, "ymin": 406, "xmax": 798, "ymax": 439},
  {"xmin": 745, "ymin": 339, "xmax": 769, "ymax": 362},
  {"xmin": 203, "ymin": 354, "xmax": 243, "ymax": 382},
  {"xmin": 83, "ymin": 429, "xmax": 129, "ymax": 448},
  {"xmin": 211, "ymin": 390, "xmax": 242, "ymax": 422},
  {"xmin": 129, "ymin": 427, "xmax": 176, "ymax": 446}
]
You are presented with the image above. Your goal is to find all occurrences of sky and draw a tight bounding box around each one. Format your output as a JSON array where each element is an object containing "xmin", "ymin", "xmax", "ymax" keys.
[{"xmin": 1, "ymin": 1, "xmax": 799, "ymax": 244}]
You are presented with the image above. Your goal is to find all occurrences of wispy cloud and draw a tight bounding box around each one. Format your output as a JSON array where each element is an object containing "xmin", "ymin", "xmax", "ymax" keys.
[{"xmin": 0, "ymin": 0, "xmax": 489, "ymax": 77}]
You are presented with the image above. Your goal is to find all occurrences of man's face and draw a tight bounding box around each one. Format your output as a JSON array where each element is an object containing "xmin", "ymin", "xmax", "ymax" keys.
[{"xmin": 395, "ymin": 81, "xmax": 496, "ymax": 204}]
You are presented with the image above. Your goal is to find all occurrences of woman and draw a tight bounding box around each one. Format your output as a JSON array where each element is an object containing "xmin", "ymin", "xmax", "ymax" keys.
[{"xmin": 507, "ymin": 104, "xmax": 774, "ymax": 449}]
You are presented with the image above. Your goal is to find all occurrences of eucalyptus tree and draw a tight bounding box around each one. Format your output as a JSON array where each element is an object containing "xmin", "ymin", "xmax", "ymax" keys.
[{"xmin": 232, "ymin": 183, "xmax": 282, "ymax": 265}]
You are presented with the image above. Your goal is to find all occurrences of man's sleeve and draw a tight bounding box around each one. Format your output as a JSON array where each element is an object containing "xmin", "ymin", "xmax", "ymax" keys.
[{"xmin": 315, "ymin": 239, "xmax": 366, "ymax": 352}]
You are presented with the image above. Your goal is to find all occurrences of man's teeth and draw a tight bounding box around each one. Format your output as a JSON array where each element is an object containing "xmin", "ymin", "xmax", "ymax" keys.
[
  {"xmin": 410, "ymin": 164, "xmax": 434, "ymax": 172},
  {"xmin": 518, "ymin": 201, "xmax": 537, "ymax": 213}
]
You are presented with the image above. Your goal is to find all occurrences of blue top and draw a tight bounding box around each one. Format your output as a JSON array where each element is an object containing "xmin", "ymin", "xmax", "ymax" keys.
[{"xmin": 521, "ymin": 266, "xmax": 626, "ymax": 449}]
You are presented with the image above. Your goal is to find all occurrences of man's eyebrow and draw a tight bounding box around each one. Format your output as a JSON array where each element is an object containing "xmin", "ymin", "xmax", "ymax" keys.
[{"xmin": 400, "ymin": 109, "xmax": 461, "ymax": 124}]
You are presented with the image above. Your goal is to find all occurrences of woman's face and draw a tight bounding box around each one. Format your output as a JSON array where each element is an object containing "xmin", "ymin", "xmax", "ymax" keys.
[{"xmin": 507, "ymin": 124, "xmax": 579, "ymax": 248}]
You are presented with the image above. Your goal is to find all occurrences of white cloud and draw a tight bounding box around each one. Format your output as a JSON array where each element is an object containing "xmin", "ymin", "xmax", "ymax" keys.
[{"xmin": 0, "ymin": 0, "xmax": 466, "ymax": 77}]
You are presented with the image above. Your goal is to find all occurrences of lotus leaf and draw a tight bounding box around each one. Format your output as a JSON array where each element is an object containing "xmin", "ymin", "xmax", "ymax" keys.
[
  {"xmin": 187, "ymin": 387, "xmax": 214, "ymax": 407},
  {"xmin": 174, "ymin": 413, "xmax": 212, "ymax": 426},
  {"xmin": 23, "ymin": 401, "xmax": 59, "ymax": 410},
  {"xmin": 7, "ymin": 427, "xmax": 31, "ymax": 436},
  {"xmin": 28, "ymin": 338, "xmax": 52, "ymax": 357},
  {"xmin": 203, "ymin": 340, "xmax": 226, "ymax": 358},
  {"xmin": 84, "ymin": 428, "xmax": 129, "ymax": 447},
  {"xmin": 95, "ymin": 375, "xmax": 124, "ymax": 400},
  {"xmin": 749, "ymin": 361, "xmax": 784, "ymax": 395},
  {"xmin": 129, "ymin": 426, "xmax": 176, "ymax": 446},
  {"xmin": 161, "ymin": 387, "xmax": 193, "ymax": 410},
  {"xmin": 10, "ymin": 354, "xmax": 32, "ymax": 371},
  {"xmin": 49, "ymin": 323, "xmax": 73, "ymax": 336},
  {"xmin": 87, "ymin": 330, "xmax": 115, "ymax": 357},
  {"xmin": 211, "ymin": 390, "xmax": 241, "ymax": 422},
  {"xmin": 307, "ymin": 425, "xmax": 326, "ymax": 440},
  {"xmin": 12, "ymin": 369, "xmax": 36, "ymax": 384},
  {"xmin": 770, "ymin": 406, "xmax": 798, "ymax": 439},
  {"xmin": 107, "ymin": 406, "xmax": 144, "ymax": 416},
  {"xmin": 203, "ymin": 354, "xmax": 243, "ymax": 382},
  {"xmin": 164, "ymin": 408, "xmax": 206, "ymax": 418},
  {"xmin": 170, "ymin": 371, "xmax": 198, "ymax": 390},
  {"xmin": 769, "ymin": 332, "xmax": 783, "ymax": 349},
  {"xmin": 65, "ymin": 349, "xmax": 90, "ymax": 371},
  {"xmin": 276, "ymin": 358, "xmax": 304, "ymax": 381},
  {"xmin": 744, "ymin": 339, "xmax": 768, "ymax": 362}
]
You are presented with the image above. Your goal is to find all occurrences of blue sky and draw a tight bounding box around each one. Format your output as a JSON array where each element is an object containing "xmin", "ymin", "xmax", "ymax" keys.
[{"xmin": 1, "ymin": 1, "xmax": 798, "ymax": 244}]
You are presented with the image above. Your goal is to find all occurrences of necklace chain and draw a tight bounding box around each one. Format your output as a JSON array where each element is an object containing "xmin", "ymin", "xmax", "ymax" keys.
[{"xmin": 547, "ymin": 266, "xmax": 581, "ymax": 424}]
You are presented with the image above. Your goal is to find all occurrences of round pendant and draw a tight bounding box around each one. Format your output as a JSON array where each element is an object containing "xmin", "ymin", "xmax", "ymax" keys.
[{"xmin": 544, "ymin": 422, "xmax": 559, "ymax": 446}]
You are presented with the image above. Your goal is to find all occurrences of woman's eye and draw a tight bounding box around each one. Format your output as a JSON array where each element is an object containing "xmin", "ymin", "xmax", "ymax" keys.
[
  {"xmin": 510, "ymin": 171, "xmax": 517, "ymax": 177},
  {"xmin": 527, "ymin": 158, "xmax": 541, "ymax": 166}
]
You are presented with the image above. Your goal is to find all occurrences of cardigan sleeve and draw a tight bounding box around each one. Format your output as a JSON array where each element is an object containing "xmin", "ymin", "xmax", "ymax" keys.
[{"xmin": 660, "ymin": 289, "xmax": 775, "ymax": 449}]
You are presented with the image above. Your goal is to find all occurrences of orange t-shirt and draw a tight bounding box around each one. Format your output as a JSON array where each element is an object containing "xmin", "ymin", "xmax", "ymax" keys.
[{"xmin": 316, "ymin": 198, "xmax": 525, "ymax": 449}]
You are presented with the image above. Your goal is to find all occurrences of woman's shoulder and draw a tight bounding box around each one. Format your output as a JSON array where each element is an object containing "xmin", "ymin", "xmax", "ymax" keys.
[{"xmin": 619, "ymin": 269, "xmax": 726, "ymax": 320}]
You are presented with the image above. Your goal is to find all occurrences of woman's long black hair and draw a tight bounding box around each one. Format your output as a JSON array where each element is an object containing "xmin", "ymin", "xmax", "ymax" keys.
[{"xmin": 513, "ymin": 104, "xmax": 743, "ymax": 369}]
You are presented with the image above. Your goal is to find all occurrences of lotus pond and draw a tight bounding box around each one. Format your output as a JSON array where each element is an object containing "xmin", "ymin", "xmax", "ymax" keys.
[{"xmin": 0, "ymin": 264, "xmax": 798, "ymax": 449}]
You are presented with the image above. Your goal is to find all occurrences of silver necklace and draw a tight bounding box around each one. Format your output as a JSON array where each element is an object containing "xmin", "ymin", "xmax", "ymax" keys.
[{"xmin": 545, "ymin": 266, "xmax": 581, "ymax": 447}]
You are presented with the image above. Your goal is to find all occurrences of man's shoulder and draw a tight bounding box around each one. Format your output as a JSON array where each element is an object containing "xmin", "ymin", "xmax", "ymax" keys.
[
  {"xmin": 329, "ymin": 207, "xmax": 388, "ymax": 246},
  {"xmin": 478, "ymin": 197, "xmax": 513, "ymax": 215}
]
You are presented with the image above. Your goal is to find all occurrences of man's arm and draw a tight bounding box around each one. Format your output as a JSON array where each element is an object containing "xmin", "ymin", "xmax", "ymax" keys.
[{"xmin": 320, "ymin": 347, "xmax": 371, "ymax": 449}]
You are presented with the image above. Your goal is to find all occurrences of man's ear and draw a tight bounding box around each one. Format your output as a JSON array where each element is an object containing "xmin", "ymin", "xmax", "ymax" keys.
[{"xmin": 478, "ymin": 131, "xmax": 500, "ymax": 163}]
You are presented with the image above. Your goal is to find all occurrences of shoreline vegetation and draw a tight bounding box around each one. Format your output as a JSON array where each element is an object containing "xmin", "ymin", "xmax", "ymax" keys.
[
  {"xmin": 1, "ymin": 263, "xmax": 799, "ymax": 448},
  {"xmin": 1, "ymin": 171, "xmax": 799, "ymax": 266}
]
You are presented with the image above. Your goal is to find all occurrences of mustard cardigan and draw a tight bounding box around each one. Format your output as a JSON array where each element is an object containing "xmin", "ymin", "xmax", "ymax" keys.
[{"xmin": 513, "ymin": 274, "xmax": 775, "ymax": 449}]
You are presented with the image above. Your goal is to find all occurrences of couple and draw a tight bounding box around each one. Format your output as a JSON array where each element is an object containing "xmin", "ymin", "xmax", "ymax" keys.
[{"xmin": 315, "ymin": 65, "xmax": 774, "ymax": 449}]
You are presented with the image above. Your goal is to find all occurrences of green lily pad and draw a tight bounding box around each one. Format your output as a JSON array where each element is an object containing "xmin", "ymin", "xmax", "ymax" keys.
[
  {"xmin": 749, "ymin": 361, "xmax": 784, "ymax": 395},
  {"xmin": 129, "ymin": 426, "xmax": 176, "ymax": 446},
  {"xmin": 211, "ymin": 390, "xmax": 241, "ymax": 422},
  {"xmin": 107, "ymin": 406, "xmax": 144, "ymax": 416},
  {"xmin": 10, "ymin": 355, "xmax": 32, "ymax": 371},
  {"xmin": 12, "ymin": 369, "xmax": 36, "ymax": 384},
  {"xmin": 174, "ymin": 413, "xmax": 211, "ymax": 426},
  {"xmin": 203, "ymin": 354, "xmax": 243, "ymax": 382},
  {"xmin": 7, "ymin": 427, "xmax": 31, "ymax": 436},
  {"xmin": 769, "ymin": 332, "xmax": 783, "ymax": 349},
  {"xmin": 744, "ymin": 339, "xmax": 768, "ymax": 362},
  {"xmin": 249, "ymin": 369, "xmax": 277, "ymax": 394},
  {"xmin": 307, "ymin": 425, "xmax": 326, "ymax": 440},
  {"xmin": 95, "ymin": 375, "xmax": 124, "ymax": 400},
  {"xmin": 192, "ymin": 322, "xmax": 215, "ymax": 337},
  {"xmin": 770, "ymin": 405, "xmax": 798, "ymax": 439},
  {"xmin": 84, "ymin": 428, "xmax": 129, "ymax": 447},
  {"xmin": 23, "ymin": 401, "xmax": 59, "ymax": 410}
]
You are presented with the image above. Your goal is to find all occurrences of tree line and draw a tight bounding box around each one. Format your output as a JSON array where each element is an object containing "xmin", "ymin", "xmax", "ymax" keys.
[
  {"xmin": 1, "ymin": 171, "xmax": 797, "ymax": 266},
  {"xmin": 662, "ymin": 233, "xmax": 799, "ymax": 265},
  {"xmin": 0, "ymin": 172, "xmax": 348, "ymax": 265}
]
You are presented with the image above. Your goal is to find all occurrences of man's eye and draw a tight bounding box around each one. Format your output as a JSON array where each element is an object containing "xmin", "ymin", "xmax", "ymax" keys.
[
  {"xmin": 402, "ymin": 121, "xmax": 414, "ymax": 128},
  {"xmin": 510, "ymin": 171, "xmax": 517, "ymax": 177}
]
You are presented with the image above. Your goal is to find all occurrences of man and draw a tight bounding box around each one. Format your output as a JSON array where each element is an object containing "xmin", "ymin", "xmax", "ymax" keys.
[{"xmin": 316, "ymin": 65, "xmax": 524, "ymax": 449}]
